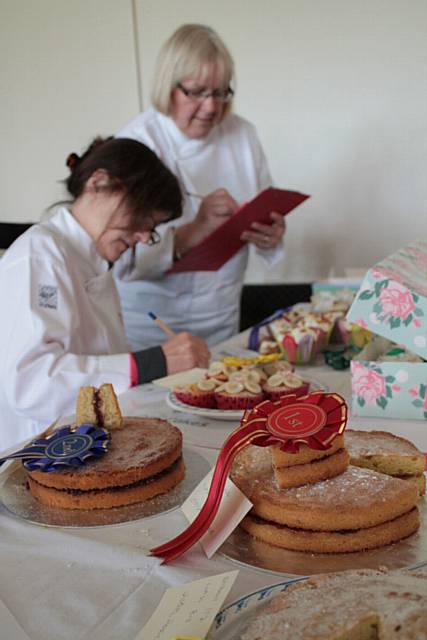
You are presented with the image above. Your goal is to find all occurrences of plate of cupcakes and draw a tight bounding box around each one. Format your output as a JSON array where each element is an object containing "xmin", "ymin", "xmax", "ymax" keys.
[{"xmin": 167, "ymin": 359, "xmax": 327, "ymax": 421}]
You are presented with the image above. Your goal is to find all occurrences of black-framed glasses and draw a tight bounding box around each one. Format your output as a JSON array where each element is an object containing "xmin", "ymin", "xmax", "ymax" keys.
[
  {"xmin": 139, "ymin": 214, "xmax": 162, "ymax": 246},
  {"xmin": 176, "ymin": 83, "xmax": 234, "ymax": 104},
  {"xmin": 147, "ymin": 229, "xmax": 161, "ymax": 246},
  {"xmin": 128, "ymin": 227, "xmax": 161, "ymax": 270}
]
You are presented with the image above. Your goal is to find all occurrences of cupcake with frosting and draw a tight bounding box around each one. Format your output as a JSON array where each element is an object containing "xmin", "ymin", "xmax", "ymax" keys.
[
  {"xmin": 306, "ymin": 312, "xmax": 340, "ymax": 350},
  {"xmin": 259, "ymin": 338, "xmax": 281, "ymax": 355},
  {"xmin": 215, "ymin": 379, "xmax": 264, "ymax": 410},
  {"xmin": 263, "ymin": 371, "xmax": 310, "ymax": 401},
  {"xmin": 270, "ymin": 316, "xmax": 294, "ymax": 334},
  {"xmin": 331, "ymin": 316, "xmax": 352, "ymax": 346},
  {"xmin": 174, "ymin": 377, "xmax": 219, "ymax": 409},
  {"xmin": 282, "ymin": 310, "xmax": 305, "ymax": 325},
  {"xmin": 282, "ymin": 326, "xmax": 320, "ymax": 364}
]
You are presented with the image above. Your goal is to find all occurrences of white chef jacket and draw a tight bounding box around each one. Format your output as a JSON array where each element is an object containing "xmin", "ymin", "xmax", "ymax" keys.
[
  {"xmin": 0, "ymin": 208, "xmax": 131, "ymax": 452},
  {"xmin": 114, "ymin": 108, "xmax": 284, "ymax": 349}
]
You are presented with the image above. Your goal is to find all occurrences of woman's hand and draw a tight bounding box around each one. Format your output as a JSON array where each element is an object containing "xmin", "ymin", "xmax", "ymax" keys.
[
  {"xmin": 174, "ymin": 189, "xmax": 238, "ymax": 253},
  {"xmin": 161, "ymin": 332, "xmax": 211, "ymax": 374},
  {"xmin": 196, "ymin": 188, "xmax": 238, "ymax": 232},
  {"xmin": 240, "ymin": 212, "xmax": 286, "ymax": 250}
]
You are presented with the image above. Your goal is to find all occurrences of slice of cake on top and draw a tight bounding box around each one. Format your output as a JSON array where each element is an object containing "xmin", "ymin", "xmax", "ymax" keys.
[
  {"xmin": 270, "ymin": 433, "xmax": 349, "ymax": 489},
  {"xmin": 76, "ymin": 383, "xmax": 123, "ymax": 429}
]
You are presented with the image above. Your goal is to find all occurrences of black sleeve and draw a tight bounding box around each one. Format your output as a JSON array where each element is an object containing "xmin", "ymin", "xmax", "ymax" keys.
[{"xmin": 132, "ymin": 346, "xmax": 167, "ymax": 384}]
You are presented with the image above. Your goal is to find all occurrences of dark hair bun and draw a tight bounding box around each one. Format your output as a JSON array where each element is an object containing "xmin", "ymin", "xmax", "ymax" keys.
[{"xmin": 66, "ymin": 152, "xmax": 80, "ymax": 170}]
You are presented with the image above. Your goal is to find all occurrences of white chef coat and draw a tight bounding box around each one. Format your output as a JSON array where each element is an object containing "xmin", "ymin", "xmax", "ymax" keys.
[
  {"xmin": 114, "ymin": 108, "xmax": 284, "ymax": 349},
  {"xmin": 0, "ymin": 208, "xmax": 131, "ymax": 452}
]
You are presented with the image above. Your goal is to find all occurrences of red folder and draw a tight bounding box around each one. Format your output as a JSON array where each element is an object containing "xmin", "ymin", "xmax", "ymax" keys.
[{"xmin": 167, "ymin": 187, "xmax": 309, "ymax": 273}]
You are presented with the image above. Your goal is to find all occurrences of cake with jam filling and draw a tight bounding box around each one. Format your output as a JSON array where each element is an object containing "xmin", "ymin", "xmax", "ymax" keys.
[
  {"xmin": 26, "ymin": 385, "xmax": 185, "ymax": 509},
  {"xmin": 27, "ymin": 417, "xmax": 185, "ymax": 509}
]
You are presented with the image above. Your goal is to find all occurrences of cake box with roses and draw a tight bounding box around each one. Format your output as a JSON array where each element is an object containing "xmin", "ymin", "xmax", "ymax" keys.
[{"xmin": 347, "ymin": 241, "xmax": 427, "ymax": 420}]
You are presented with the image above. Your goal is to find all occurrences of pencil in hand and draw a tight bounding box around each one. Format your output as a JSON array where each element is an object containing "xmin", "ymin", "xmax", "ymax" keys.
[
  {"xmin": 148, "ymin": 311, "xmax": 176, "ymax": 338},
  {"xmin": 185, "ymin": 191, "xmax": 204, "ymax": 200}
]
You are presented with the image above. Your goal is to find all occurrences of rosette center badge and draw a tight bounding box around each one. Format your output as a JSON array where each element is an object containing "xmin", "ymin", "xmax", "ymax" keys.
[
  {"xmin": 45, "ymin": 433, "xmax": 94, "ymax": 459},
  {"xmin": 267, "ymin": 402, "xmax": 327, "ymax": 439}
]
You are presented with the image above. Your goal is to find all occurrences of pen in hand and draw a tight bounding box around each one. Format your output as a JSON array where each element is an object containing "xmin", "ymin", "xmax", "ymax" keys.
[
  {"xmin": 147, "ymin": 311, "xmax": 176, "ymax": 338},
  {"xmin": 185, "ymin": 191, "xmax": 204, "ymax": 200}
]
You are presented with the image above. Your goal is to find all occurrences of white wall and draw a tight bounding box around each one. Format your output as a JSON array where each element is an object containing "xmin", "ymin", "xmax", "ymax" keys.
[
  {"xmin": 0, "ymin": 0, "xmax": 139, "ymax": 221},
  {"xmin": 1, "ymin": 0, "xmax": 426, "ymax": 283}
]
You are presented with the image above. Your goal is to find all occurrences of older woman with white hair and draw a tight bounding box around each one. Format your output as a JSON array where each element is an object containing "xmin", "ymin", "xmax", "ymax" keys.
[{"xmin": 115, "ymin": 23, "xmax": 286, "ymax": 349}]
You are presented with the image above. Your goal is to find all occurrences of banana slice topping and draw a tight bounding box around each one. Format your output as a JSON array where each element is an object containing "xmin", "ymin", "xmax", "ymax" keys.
[
  {"xmin": 266, "ymin": 372, "xmax": 304, "ymax": 388},
  {"xmin": 282, "ymin": 373, "xmax": 305, "ymax": 388},
  {"xmin": 263, "ymin": 361, "xmax": 293, "ymax": 376},
  {"xmin": 244, "ymin": 380, "xmax": 262, "ymax": 394},
  {"xmin": 217, "ymin": 381, "xmax": 245, "ymax": 394},
  {"xmin": 208, "ymin": 361, "xmax": 228, "ymax": 376},
  {"xmin": 197, "ymin": 378, "xmax": 218, "ymax": 391},
  {"xmin": 228, "ymin": 370, "xmax": 246, "ymax": 382},
  {"xmin": 243, "ymin": 369, "xmax": 262, "ymax": 384},
  {"xmin": 266, "ymin": 373, "xmax": 284, "ymax": 388}
]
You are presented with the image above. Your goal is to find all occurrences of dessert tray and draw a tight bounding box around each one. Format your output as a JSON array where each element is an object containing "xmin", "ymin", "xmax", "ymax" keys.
[
  {"xmin": 218, "ymin": 500, "xmax": 427, "ymax": 577},
  {"xmin": 166, "ymin": 375, "xmax": 328, "ymax": 421},
  {"xmin": 0, "ymin": 447, "xmax": 210, "ymax": 528},
  {"xmin": 206, "ymin": 560, "xmax": 427, "ymax": 639}
]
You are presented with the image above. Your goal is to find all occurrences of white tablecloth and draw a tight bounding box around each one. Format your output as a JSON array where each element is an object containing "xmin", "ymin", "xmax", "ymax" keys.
[{"xmin": 1, "ymin": 332, "xmax": 426, "ymax": 640}]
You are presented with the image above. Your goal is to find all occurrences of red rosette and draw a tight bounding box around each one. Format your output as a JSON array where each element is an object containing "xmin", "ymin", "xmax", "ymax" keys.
[
  {"xmin": 150, "ymin": 391, "xmax": 347, "ymax": 563},
  {"xmin": 242, "ymin": 391, "xmax": 347, "ymax": 454}
]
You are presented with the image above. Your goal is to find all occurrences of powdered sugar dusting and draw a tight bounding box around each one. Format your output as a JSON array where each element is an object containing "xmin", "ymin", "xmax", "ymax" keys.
[
  {"xmin": 231, "ymin": 446, "xmax": 413, "ymax": 509},
  {"xmin": 241, "ymin": 569, "xmax": 427, "ymax": 639}
]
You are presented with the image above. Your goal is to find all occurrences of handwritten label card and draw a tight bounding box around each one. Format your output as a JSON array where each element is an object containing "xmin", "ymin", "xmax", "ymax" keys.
[
  {"xmin": 135, "ymin": 570, "xmax": 238, "ymax": 640},
  {"xmin": 181, "ymin": 470, "xmax": 252, "ymax": 558}
]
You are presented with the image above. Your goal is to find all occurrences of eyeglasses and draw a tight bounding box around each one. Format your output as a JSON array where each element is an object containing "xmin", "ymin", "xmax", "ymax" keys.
[
  {"xmin": 129, "ymin": 226, "xmax": 161, "ymax": 268},
  {"xmin": 140, "ymin": 215, "xmax": 162, "ymax": 246},
  {"xmin": 176, "ymin": 83, "xmax": 234, "ymax": 104},
  {"xmin": 147, "ymin": 229, "xmax": 161, "ymax": 246}
]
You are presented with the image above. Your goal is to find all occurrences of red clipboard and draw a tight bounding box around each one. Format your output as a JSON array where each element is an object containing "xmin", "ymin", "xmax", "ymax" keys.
[{"xmin": 167, "ymin": 187, "xmax": 309, "ymax": 273}]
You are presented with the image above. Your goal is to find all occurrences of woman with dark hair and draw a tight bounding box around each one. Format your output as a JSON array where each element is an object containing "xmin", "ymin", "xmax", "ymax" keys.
[
  {"xmin": 0, "ymin": 137, "xmax": 210, "ymax": 451},
  {"xmin": 115, "ymin": 24, "xmax": 286, "ymax": 350}
]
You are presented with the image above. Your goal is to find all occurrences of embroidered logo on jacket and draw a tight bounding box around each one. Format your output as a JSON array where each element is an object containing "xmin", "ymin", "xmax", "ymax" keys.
[{"xmin": 38, "ymin": 285, "xmax": 58, "ymax": 309}]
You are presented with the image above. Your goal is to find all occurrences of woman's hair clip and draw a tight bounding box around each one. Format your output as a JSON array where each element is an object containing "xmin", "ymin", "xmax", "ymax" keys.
[{"xmin": 66, "ymin": 152, "xmax": 80, "ymax": 170}]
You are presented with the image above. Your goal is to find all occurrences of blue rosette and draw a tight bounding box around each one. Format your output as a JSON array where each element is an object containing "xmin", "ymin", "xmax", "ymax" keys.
[{"xmin": 0, "ymin": 424, "xmax": 110, "ymax": 473}]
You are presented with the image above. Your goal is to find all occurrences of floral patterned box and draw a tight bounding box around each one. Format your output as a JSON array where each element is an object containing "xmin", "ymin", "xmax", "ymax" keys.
[{"xmin": 346, "ymin": 241, "xmax": 427, "ymax": 419}]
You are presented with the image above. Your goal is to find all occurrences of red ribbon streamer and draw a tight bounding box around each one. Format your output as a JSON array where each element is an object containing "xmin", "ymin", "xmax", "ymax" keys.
[{"xmin": 150, "ymin": 391, "xmax": 347, "ymax": 563}]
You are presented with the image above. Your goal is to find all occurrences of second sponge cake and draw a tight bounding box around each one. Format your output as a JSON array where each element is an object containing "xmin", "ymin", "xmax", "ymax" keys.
[{"xmin": 231, "ymin": 445, "xmax": 420, "ymax": 553}]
